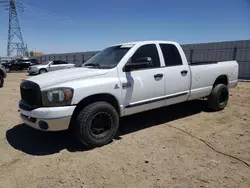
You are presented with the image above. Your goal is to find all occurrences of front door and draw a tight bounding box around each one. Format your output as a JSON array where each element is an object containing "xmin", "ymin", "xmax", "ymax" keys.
[
  {"xmin": 118, "ymin": 43, "xmax": 166, "ymax": 116},
  {"xmin": 49, "ymin": 61, "xmax": 61, "ymax": 71}
]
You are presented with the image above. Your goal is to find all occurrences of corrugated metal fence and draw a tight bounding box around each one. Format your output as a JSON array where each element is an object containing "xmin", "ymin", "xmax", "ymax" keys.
[
  {"xmin": 35, "ymin": 51, "xmax": 98, "ymax": 67},
  {"xmin": 182, "ymin": 40, "xmax": 250, "ymax": 80},
  {"xmin": 1, "ymin": 40, "xmax": 250, "ymax": 79}
]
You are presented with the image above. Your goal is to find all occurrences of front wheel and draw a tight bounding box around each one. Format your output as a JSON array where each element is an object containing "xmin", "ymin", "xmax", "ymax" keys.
[
  {"xmin": 208, "ymin": 84, "xmax": 229, "ymax": 111},
  {"xmin": 0, "ymin": 75, "xmax": 4, "ymax": 88},
  {"xmin": 73, "ymin": 102, "xmax": 119, "ymax": 148},
  {"xmin": 39, "ymin": 68, "xmax": 47, "ymax": 74}
]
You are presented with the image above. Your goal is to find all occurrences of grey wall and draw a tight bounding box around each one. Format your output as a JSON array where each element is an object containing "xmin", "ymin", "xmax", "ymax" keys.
[
  {"xmin": 181, "ymin": 40, "xmax": 250, "ymax": 80},
  {"xmin": 35, "ymin": 51, "xmax": 98, "ymax": 67},
  {"xmin": 9, "ymin": 40, "xmax": 250, "ymax": 80}
]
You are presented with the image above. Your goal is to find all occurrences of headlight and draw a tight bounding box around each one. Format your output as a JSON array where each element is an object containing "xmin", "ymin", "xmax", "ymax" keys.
[{"xmin": 42, "ymin": 87, "xmax": 74, "ymax": 107}]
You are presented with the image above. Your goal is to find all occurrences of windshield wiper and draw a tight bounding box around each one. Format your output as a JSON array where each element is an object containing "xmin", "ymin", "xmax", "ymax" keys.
[{"xmin": 84, "ymin": 63, "xmax": 101, "ymax": 69}]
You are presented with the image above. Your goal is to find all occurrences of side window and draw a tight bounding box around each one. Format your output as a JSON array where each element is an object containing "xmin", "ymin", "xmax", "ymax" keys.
[
  {"xmin": 131, "ymin": 44, "xmax": 160, "ymax": 68},
  {"xmin": 159, "ymin": 44, "xmax": 183, "ymax": 66},
  {"xmin": 53, "ymin": 61, "xmax": 60, "ymax": 65},
  {"xmin": 60, "ymin": 61, "xmax": 68, "ymax": 64}
]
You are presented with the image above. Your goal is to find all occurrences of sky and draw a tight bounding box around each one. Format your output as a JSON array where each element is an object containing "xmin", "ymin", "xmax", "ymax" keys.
[{"xmin": 0, "ymin": 0, "xmax": 249, "ymax": 56}]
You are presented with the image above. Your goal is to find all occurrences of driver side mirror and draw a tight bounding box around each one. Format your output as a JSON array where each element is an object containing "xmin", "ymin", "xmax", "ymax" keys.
[{"xmin": 123, "ymin": 57, "xmax": 153, "ymax": 72}]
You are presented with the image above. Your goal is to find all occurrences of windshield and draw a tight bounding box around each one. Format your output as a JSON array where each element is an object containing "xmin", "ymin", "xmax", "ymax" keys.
[
  {"xmin": 82, "ymin": 45, "xmax": 132, "ymax": 69},
  {"xmin": 41, "ymin": 61, "xmax": 51, "ymax": 65}
]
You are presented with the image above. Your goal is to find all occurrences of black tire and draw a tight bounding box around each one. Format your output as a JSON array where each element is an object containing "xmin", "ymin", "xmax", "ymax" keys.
[
  {"xmin": 39, "ymin": 69, "xmax": 47, "ymax": 74},
  {"xmin": 73, "ymin": 102, "xmax": 119, "ymax": 148},
  {"xmin": 208, "ymin": 84, "xmax": 229, "ymax": 111},
  {"xmin": 0, "ymin": 75, "xmax": 3, "ymax": 88}
]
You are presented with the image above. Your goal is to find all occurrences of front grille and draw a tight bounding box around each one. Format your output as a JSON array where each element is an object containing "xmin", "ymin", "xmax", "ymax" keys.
[{"xmin": 20, "ymin": 80, "xmax": 42, "ymax": 109}]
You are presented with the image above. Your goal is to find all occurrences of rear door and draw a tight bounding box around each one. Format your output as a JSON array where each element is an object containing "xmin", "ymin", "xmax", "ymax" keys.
[
  {"xmin": 59, "ymin": 61, "xmax": 72, "ymax": 69},
  {"xmin": 159, "ymin": 43, "xmax": 191, "ymax": 105}
]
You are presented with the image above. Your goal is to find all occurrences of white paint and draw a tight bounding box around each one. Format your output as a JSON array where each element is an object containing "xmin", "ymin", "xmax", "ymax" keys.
[{"xmin": 20, "ymin": 40, "xmax": 239, "ymax": 131}]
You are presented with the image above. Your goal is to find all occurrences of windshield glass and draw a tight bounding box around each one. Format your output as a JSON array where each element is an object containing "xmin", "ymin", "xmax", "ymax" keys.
[
  {"xmin": 82, "ymin": 45, "xmax": 133, "ymax": 69},
  {"xmin": 41, "ymin": 61, "xmax": 51, "ymax": 65}
]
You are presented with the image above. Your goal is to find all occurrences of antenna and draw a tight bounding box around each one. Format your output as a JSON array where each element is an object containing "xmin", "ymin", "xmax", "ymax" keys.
[{"xmin": 0, "ymin": 0, "xmax": 28, "ymax": 57}]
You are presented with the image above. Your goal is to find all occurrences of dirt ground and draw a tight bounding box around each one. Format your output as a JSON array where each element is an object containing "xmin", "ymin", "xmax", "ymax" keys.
[{"xmin": 0, "ymin": 73, "xmax": 250, "ymax": 188}]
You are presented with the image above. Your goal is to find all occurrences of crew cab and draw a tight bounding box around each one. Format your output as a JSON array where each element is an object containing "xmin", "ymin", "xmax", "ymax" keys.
[{"xmin": 18, "ymin": 40, "xmax": 238, "ymax": 148}]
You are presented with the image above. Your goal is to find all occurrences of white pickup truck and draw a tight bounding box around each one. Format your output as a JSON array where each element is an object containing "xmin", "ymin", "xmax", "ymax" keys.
[{"xmin": 19, "ymin": 40, "xmax": 238, "ymax": 148}]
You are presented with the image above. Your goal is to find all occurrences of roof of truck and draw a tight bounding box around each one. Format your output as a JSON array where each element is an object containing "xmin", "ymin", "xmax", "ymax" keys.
[{"xmin": 112, "ymin": 40, "xmax": 178, "ymax": 47}]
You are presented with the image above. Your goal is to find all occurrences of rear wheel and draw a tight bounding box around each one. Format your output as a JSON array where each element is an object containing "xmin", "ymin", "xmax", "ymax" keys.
[
  {"xmin": 73, "ymin": 102, "xmax": 119, "ymax": 148},
  {"xmin": 39, "ymin": 69, "xmax": 47, "ymax": 74},
  {"xmin": 208, "ymin": 84, "xmax": 229, "ymax": 111}
]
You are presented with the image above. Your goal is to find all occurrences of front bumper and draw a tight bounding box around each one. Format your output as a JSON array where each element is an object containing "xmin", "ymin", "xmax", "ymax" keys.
[{"xmin": 19, "ymin": 101, "xmax": 76, "ymax": 131}]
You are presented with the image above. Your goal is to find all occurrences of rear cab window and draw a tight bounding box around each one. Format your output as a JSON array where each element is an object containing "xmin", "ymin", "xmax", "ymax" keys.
[{"xmin": 159, "ymin": 44, "xmax": 183, "ymax": 67}]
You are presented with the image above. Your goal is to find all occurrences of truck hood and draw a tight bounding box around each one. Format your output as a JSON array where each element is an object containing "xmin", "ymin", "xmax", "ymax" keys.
[{"xmin": 27, "ymin": 67, "xmax": 110, "ymax": 88}]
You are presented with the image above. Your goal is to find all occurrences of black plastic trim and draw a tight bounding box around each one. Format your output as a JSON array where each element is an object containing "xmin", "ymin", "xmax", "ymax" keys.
[
  {"xmin": 190, "ymin": 61, "xmax": 218, "ymax": 66},
  {"xmin": 124, "ymin": 92, "xmax": 188, "ymax": 108},
  {"xmin": 19, "ymin": 100, "xmax": 37, "ymax": 111},
  {"xmin": 20, "ymin": 114, "xmax": 37, "ymax": 123}
]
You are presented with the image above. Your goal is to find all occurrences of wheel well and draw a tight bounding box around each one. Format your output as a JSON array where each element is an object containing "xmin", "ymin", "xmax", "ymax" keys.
[
  {"xmin": 213, "ymin": 75, "xmax": 228, "ymax": 88},
  {"xmin": 69, "ymin": 93, "xmax": 120, "ymax": 128}
]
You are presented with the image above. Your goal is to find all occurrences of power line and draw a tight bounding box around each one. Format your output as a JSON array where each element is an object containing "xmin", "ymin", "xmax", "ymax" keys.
[
  {"xmin": 0, "ymin": 0, "xmax": 28, "ymax": 57},
  {"xmin": 0, "ymin": 0, "xmax": 75, "ymax": 56},
  {"xmin": 15, "ymin": 1, "xmax": 74, "ymax": 25},
  {"xmin": 23, "ymin": 3, "xmax": 73, "ymax": 23}
]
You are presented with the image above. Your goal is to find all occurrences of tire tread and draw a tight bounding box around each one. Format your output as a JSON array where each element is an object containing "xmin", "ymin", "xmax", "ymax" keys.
[
  {"xmin": 74, "ymin": 101, "xmax": 119, "ymax": 148},
  {"xmin": 208, "ymin": 84, "xmax": 228, "ymax": 111}
]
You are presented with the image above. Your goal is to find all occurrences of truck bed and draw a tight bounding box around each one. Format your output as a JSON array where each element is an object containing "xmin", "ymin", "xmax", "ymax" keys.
[{"xmin": 188, "ymin": 60, "xmax": 238, "ymax": 100}]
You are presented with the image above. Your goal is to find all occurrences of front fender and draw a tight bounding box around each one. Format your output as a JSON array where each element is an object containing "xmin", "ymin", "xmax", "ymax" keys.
[{"xmin": 71, "ymin": 77, "xmax": 122, "ymax": 105}]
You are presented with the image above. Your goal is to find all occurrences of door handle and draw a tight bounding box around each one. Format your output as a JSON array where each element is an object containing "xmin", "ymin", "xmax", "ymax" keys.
[
  {"xmin": 181, "ymin": 70, "xmax": 188, "ymax": 76},
  {"xmin": 122, "ymin": 82, "xmax": 132, "ymax": 89},
  {"xmin": 154, "ymin": 73, "xmax": 164, "ymax": 80}
]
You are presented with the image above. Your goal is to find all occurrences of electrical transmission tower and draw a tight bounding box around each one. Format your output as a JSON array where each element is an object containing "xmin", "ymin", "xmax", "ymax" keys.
[{"xmin": 0, "ymin": 0, "xmax": 28, "ymax": 57}]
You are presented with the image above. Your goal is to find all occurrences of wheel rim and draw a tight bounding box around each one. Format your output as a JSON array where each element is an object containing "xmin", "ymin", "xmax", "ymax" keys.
[
  {"xmin": 89, "ymin": 112, "xmax": 113, "ymax": 139},
  {"xmin": 218, "ymin": 89, "xmax": 228, "ymax": 106}
]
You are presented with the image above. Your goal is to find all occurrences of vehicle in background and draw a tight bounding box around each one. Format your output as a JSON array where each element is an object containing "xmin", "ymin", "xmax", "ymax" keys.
[
  {"xmin": 27, "ymin": 60, "xmax": 75, "ymax": 75},
  {"xmin": 1, "ymin": 58, "xmax": 40, "ymax": 72},
  {"xmin": 0, "ymin": 64, "xmax": 7, "ymax": 88},
  {"xmin": 18, "ymin": 40, "xmax": 238, "ymax": 148},
  {"xmin": 1, "ymin": 61, "xmax": 12, "ymax": 72},
  {"xmin": 0, "ymin": 60, "xmax": 10, "ymax": 64}
]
